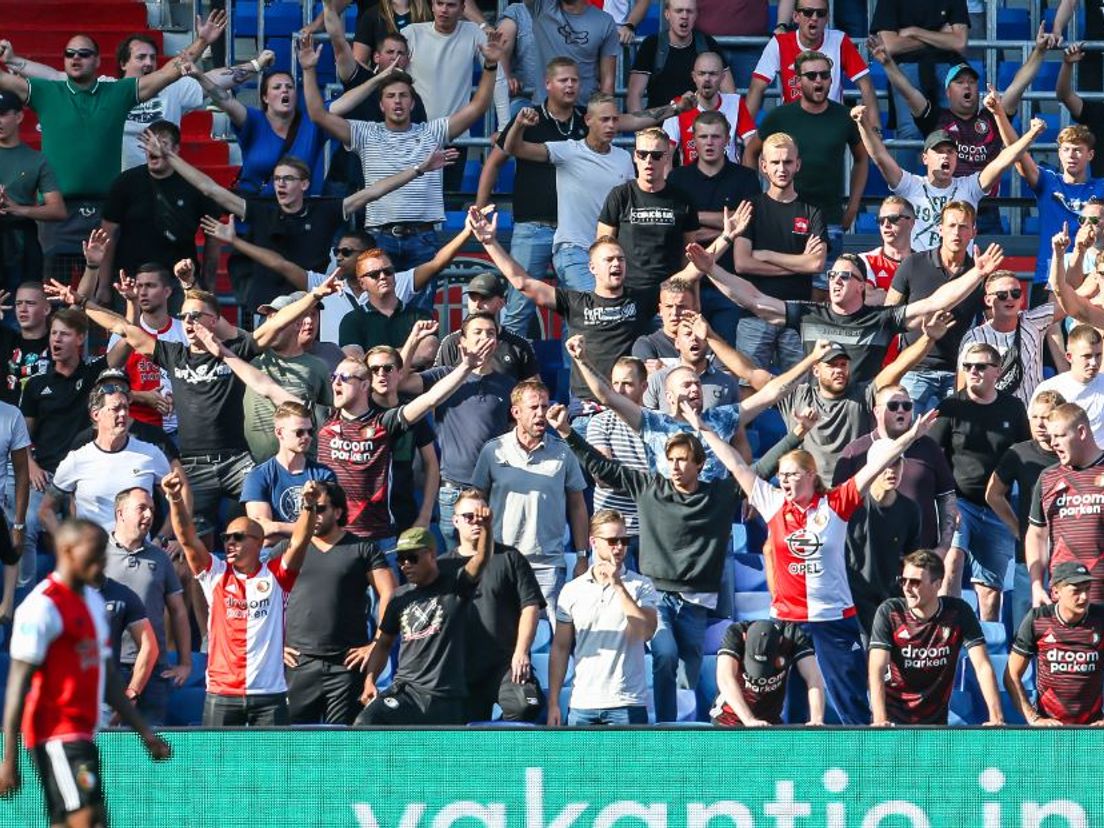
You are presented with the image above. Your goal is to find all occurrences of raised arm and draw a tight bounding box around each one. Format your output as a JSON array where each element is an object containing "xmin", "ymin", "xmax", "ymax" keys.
[
  {"xmin": 741, "ymin": 340, "xmax": 830, "ymax": 423},
  {"xmin": 300, "ymin": 34, "xmax": 352, "ymax": 145},
  {"xmin": 851, "ymin": 409, "xmax": 939, "ymax": 495},
  {"xmin": 904, "ymin": 244, "xmax": 1004, "ymax": 322},
  {"xmin": 447, "ymin": 34, "xmax": 504, "ymax": 140},
  {"xmin": 0, "ymin": 71, "xmax": 29, "ymax": 102},
  {"xmin": 463, "ymin": 502, "xmax": 493, "ymax": 581},
  {"xmin": 162, "ymin": 470, "xmax": 210, "ymax": 575},
  {"xmin": 200, "ymin": 216, "xmax": 308, "ymax": 290},
  {"xmin": 1051, "ymin": 223, "xmax": 1104, "ymax": 327},
  {"xmin": 467, "ymin": 207, "xmax": 556, "ymax": 308},
  {"xmin": 501, "ymin": 106, "xmax": 550, "ymax": 162},
  {"xmin": 978, "ymin": 112, "xmax": 1047, "ymax": 192},
  {"xmin": 399, "ymin": 338, "xmax": 493, "ymax": 425},
  {"xmin": 185, "ymin": 63, "xmax": 249, "ymax": 126},
  {"xmin": 253, "ymin": 274, "xmax": 339, "ymax": 348},
  {"xmin": 850, "ymin": 104, "xmax": 903, "ymax": 188},
  {"xmin": 190, "ymin": 326, "xmax": 297, "ymax": 405},
  {"xmin": 1057, "ymin": 43, "xmax": 1086, "ymax": 119},
  {"xmin": 688, "ymin": 312, "xmax": 772, "ymax": 390},
  {"xmin": 1003, "ymin": 26, "xmax": 1053, "ymax": 114},
  {"xmin": 685, "ymin": 405, "xmax": 760, "ymax": 496},
  {"xmin": 410, "ymin": 210, "xmax": 473, "ymax": 291},
  {"xmin": 867, "ymin": 36, "xmax": 927, "ymax": 117},
  {"xmin": 616, "ymin": 94, "xmax": 696, "ymax": 132},
  {"xmin": 140, "ymin": 129, "xmax": 246, "ymax": 217},
  {"xmin": 0, "ymin": 40, "xmax": 63, "ymax": 80},
  {"xmin": 328, "ymin": 57, "xmax": 399, "ymax": 116},
  {"xmin": 986, "ymin": 87, "xmax": 1040, "ymax": 190},
  {"xmin": 282, "ymin": 480, "xmax": 323, "ymax": 572},
  {"xmin": 549, "ymin": 404, "xmax": 647, "ymax": 496},
  {"xmin": 875, "ymin": 311, "xmax": 955, "ymax": 389},
  {"xmin": 46, "ymin": 281, "xmax": 157, "ymax": 356},
  {"xmin": 564, "ymin": 335, "xmax": 643, "ymax": 432},
  {"xmin": 321, "ymin": 0, "xmax": 361, "ymax": 83},
  {"xmin": 691, "ymin": 243, "xmax": 786, "ymax": 322}
]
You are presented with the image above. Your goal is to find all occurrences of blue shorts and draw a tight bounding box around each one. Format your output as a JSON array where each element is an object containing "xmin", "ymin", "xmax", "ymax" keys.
[{"xmin": 952, "ymin": 499, "xmax": 1015, "ymax": 588}]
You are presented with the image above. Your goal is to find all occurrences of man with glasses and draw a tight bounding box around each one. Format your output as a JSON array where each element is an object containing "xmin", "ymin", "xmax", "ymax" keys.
[
  {"xmin": 869, "ymin": 549, "xmax": 1002, "ymax": 725},
  {"xmin": 165, "ymin": 470, "xmax": 315, "ymax": 726},
  {"xmin": 929, "ymin": 342, "xmax": 1030, "ymax": 618},
  {"xmin": 859, "ymin": 196, "xmax": 915, "ymax": 307},
  {"xmin": 1065, "ymin": 200, "xmax": 1104, "ymax": 280}
]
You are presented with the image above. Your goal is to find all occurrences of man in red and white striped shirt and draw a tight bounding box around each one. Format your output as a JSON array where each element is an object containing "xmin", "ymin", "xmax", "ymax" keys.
[
  {"xmin": 164, "ymin": 470, "xmax": 315, "ymax": 726},
  {"xmin": 0, "ymin": 519, "xmax": 169, "ymax": 827},
  {"xmin": 663, "ymin": 52, "xmax": 756, "ymax": 166}
]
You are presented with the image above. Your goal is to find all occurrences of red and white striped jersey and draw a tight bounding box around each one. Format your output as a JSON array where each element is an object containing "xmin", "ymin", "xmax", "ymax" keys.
[
  {"xmin": 10, "ymin": 575, "xmax": 109, "ymax": 748},
  {"xmin": 662, "ymin": 93, "xmax": 757, "ymax": 166},
  {"xmin": 859, "ymin": 246, "xmax": 904, "ymax": 365},
  {"xmin": 750, "ymin": 477, "xmax": 861, "ymax": 623},
  {"xmin": 197, "ymin": 555, "xmax": 298, "ymax": 696},
  {"xmin": 752, "ymin": 29, "xmax": 869, "ymax": 106}
]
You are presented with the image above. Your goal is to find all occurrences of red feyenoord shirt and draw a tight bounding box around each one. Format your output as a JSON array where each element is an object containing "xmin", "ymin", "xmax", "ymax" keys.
[
  {"xmin": 110, "ymin": 317, "xmax": 187, "ymax": 428},
  {"xmin": 751, "ymin": 29, "xmax": 869, "ymax": 106},
  {"xmin": 10, "ymin": 575, "xmax": 109, "ymax": 747},
  {"xmin": 749, "ymin": 477, "xmax": 861, "ymax": 622},
  {"xmin": 1029, "ymin": 456, "xmax": 1104, "ymax": 603},
  {"xmin": 662, "ymin": 94, "xmax": 757, "ymax": 166},
  {"xmin": 317, "ymin": 404, "xmax": 411, "ymax": 539},
  {"xmin": 1013, "ymin": 604, "xmax": 1104, "ymax": 724},
  {"xmin": 869, "ymin": 596, "xmax": 984, "ymax": 724},
  {"xmin": 859, "ymin": 246, "xmax": 904, "ymax": 365}
]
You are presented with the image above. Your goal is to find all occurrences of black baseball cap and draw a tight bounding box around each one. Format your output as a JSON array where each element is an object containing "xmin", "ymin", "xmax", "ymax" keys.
[
  {"xmin": 743, "ymin": 620, "xmax": 784, "ymax": 680},
  {"xmin": 0, "ymin": 91, "xmax": 22, "ymax": 114},
  {"xmin": 818, "ymin": 343, "xmax": 851, "ymax": 364},
  {"xmin": 1052, "ymin": 561, "xmax": 1094, "ymax": 587},
  {"xmin": 467, "ymin": 272, "xmax": 506, "ymax": 299}
]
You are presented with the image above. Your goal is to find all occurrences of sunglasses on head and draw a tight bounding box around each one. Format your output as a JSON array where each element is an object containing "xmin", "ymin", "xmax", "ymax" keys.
[
  {"xmin": 360, "ymin": 266, "xmax": 396, "ymax": 280},
  {"xmin": 963, "ymin": 361, "xmax": 994, "ymax": 372},
  {"xmin": 988, "ymin": 288, "xmax": 1022, "ymax": 301},
  {"xmin": 64, "ymin": 47, "xmax": 97, "ymax": 58},
  {"xmin": 878, "ymin": 213, "xmax": 912, "ymax": 225},
  {"xmin": 795, "ymin": 7, "xmax": 828, "ymax": 17},
  {"xmin": 333, "ymin": 246, "xmax": 361, "ymax": 258},
  {"xmin": 1080, "ymin": 215, "xmax": 1101, "ymax": 226},
  {"xmin": 96, "ymin": 382, "xmax": 130, "ymax": 396},
  {"xmin": 330, "ymin": 371, "xmax": 367, "ymax": 384},
  {"xmin": 635, "ymin": 149, "xmax": 665, "ymax": 160},
  {"xmin": 221, "ymin": 531, "xmax": 260, "ymax": 544},
  {"xmin": 800, "ymin": 70, "xmax": 832, "ymax": 81},
  {"xmin": 368, "ymin": 363, "xmax": 397, "ymax": 375},
  {"xmin": 884, "ymin": 400, "xmax": 914, "ymax": 412},
  {"xmin": 598, "ymin": 535, "xmax": 631, "ymax": 546}
]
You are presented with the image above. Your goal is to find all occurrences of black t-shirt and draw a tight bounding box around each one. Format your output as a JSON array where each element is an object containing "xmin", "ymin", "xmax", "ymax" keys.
[
  {"xmin": 631, "ymin": 32, "xmax": 724, "ymax": 107},
  {"xmin": 20, "ymin": 357, "xmax": 107, "ymax": 473},
  {"xmin": 1013, "ymin": 603, "xmax": 1104, "ymax": 724},
  {"xmin": 740, "ymin": 193, "xmax": 825, "ymax": 301},
  {"xmin": 0, "ymin": 327, "xmax": 49, "ymax": 406},
  {"xmin": 353, "ymin": 5, "xmax": 410, "ymax": 50},
  {"xmin": 71, "ymin": 420, "xmax": 180, "ymax": 462},
  {"xmin": 1074, "ymin": 100, "xmax": 1104, "ymax": 180},
  {"xmin": 784, "ymin": 302, "xmax": 909, "ymax": 384},
  {"xmin": 994, "ymin": 439, "xmax": 1056, "ymax": 563},
  {"xmin": 381, "ymin": 565, "xmax": 478, "ymax": 696},
  {"xmin": 929, "ymin": 390, "xmax": 1030, "ymax": 506},
  {"xmin": 441, "ymin": 543, "xmax": 545, "ymax": 675},
  {"xmin": 235, "ymin": 198, "xmax": 346, "ymax": 311},
  {"xmin": 100, "ymin": 577, "xmax": 147, "ymax": 671},
  {"xmin": 281, "ymin": 531, "xmax": 389, "ymax": 656},
  {"xmin": 554, "ymin": 288, "xmax": 655, "ymax": 401},
  {"xmin": 869, "ymin": 0, "xmax": 970, "ymax": 64},
  {"xmin": 153, "ymin": 335, "xmax": 260, "ymax": 456},
  {"xmin": 387, "ymin": 412, "xmax": 435, "ymax": 533},
  {"xmin": 598, "ymin": 181, "xmax": 699, "ymax": 298},
  {"xmin": 631, "ymin": 329, "xmax": 678, "ymax": 362},
  {"xmin": 101, "ymin": 167, "xmax": 220, "ymax": 276},
  {"xmin": 341, "ymin": 61, "xmax": 428, "ymax": 124},
  {"xmin": 845, "ymin": 494, "xmax": 922, "ymax": 634},
  {"xmin": 496, "ymin": 106, "xmax": 588, "ymax": 224},
  {"xmin": 668, "ymin": 161, "xmax": 761, "ymax": 274},
  {"xmin": 714, "ymin": 620, "xmax": 814, "ymax": 725},
  {"xmin": 889, "ymin": 248, "xmax": 981, "ymax": 372},
  {"xmin": 870, "ymin": 596, "xmax": 984, "ymax": 725},
  {"xmin": 435, "ymin": 327, "xmax": 539, "ymax": 381}
]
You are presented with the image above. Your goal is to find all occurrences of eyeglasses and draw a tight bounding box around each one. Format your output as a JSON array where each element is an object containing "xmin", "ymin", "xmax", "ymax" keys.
[
  {"xmin": 396, "ymin": 551, "xmax": 424, "ymax": 565},
  {"xmin": 64, "ymin": 48, "xmax": 97, "ymax": 58},
  {"xmin": 962, "ymin": 362, "xmax": 995, "ymax": 372},
  {"xmin": 988, "ymin": 289, "xmax": 1023, "ymax": 301},
  {"xmin": 333, "ymin": 246, "xmax": 361, "ymax": 258},
  {"xmin": 884, "ymin": 400, "xmax": 914, "ymax": 412},
  {"xmin": 179, "ymin": 310, "xmax": 213, "ymax": 323},
  {"xmin": 221, "ymin": 531, "xmax": 261, "ymax": 544},
  {"xmin": 330, "ymin": 371, "xmax": 368, "ymax": 384},
  {"xmin": 1079, "ymin": 215, "xmax": 1101, "ymax": 226},
  {"xmin": 878, "ymin": 213, "xmax": 912, "ymax": 225},
  {"xmin": 359, "ymin": 266, "xmax": 396, "ymax": 280},
  {"xmin": 272, "ymin": 175, "xmax": 304, "ymax": 185},
  {"xmin": 777, "ymin": 471, "xmax": 806, "ymax": 480},
  {"xmin": 634, "ymin": 149, "xmax": 666, "ymax": 160},
  {"xmin": 795, "ymin": 7, "xmax": 828, "ymax": 17},
  {"xmin": 368, "ymin": 364, "xmax": 396, "ymax": 375},
  {"xmin": 898, "ymin": 576, "xmax": 925, "ymax": 588},
  {"xmin": 596, "ymin": 535, "xmax": 631, "ymax": 546},
  {"xmin": 826, "ymin": 269, "xmax": 861, "ymax": 283},
  {"xmin": 800, "ymin": 70, "xmax": 832, "ymax": 81}
]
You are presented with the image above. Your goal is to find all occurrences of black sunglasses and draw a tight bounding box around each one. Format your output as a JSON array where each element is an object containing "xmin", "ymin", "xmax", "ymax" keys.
[
  {"xmin": 360, "ymin": 266, "xmax": 396, "ymax": 280},
  {"xmin": 963, "ymin": 361, "xmax": 995, "ymax": 372},
  {"xmin": 368, "ymin": 364, "xmax": 396, "ymax": 375},
  {"xmin": 330, "ymin": 371, "xmax": 367, "ymax": 383},
  {"xmin": 898, "ymin": 576, "xmax": 924, "ymax": 588},
  {"xmin": 64, "ymin": 48, "xmax": 97, "ymax": 58},
  {"xmin": 884, "ymin": 400, "xmax": 914, "ymax": 412},
  {"xmin": 179, "ymin": 310, "xmax": 212, "ymax": 323},
  {"xmin": 291, "ymin": 427, "xmax": 314, "ymax": 437},
  {"xmin": 333, "ymin": 246, "xmax": 361, "ymax": 257},
  {"xmin": 397, "ymin": 551, "xmax": 423, "ymax": 565},
  {"xmin": 96, "ymin": 382, "xmax": 130, "ymax": 396},
  {"xmin": 1079, "ymin": 215, "xmax": 1101, "ymax": 226},
  {"xmin": 456, "ymin": 512, "xmax": 481, "ymax": 523},
  {"xmin": 221, "ymin": 531, "xmax": 261, "ymax": 543},
  {"xmin": 597, "ymin": 535, "xmax": 631, "ymax": 546},
  {"xmin": 796, "ymin": 7, "xmax": 828, "ymax": 17},
  {"xmin": 988, "ymin": 289, "xmax": 1022, "ymax": 301},
  {"xmin": 800, "ymin": 70, "xmax": 832, "ymax": 81},
  {"xmin": 878, "ymin": 213, "xmax": 912, "ymax": 225},
  {"xmin": 826, "ymin": 269, "xmax": 861, "ymax": 282},
  {"xmin": 635, "ymin": 149, "xmax": 665, "ymax": 160}
]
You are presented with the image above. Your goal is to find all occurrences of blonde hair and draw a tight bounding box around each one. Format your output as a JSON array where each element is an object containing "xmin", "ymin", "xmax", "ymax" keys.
[
  {"xmin": 762, "ymin": 132, "xmax": 798, "ymax": 154},
  {"xmin": 1057, "ymin": 124, "xmax": 1095, "ymax": 149}
]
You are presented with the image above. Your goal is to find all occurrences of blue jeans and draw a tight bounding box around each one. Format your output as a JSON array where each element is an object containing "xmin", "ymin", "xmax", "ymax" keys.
[
  {"xmin": 651, "ymin": 591, "xmax": 708, "ymax": 723},
  {"xmin": 900, "ymin": 369, "xmax": 956, "ymax": 415},
  {"xmin": 700, "ymin": 285, "xmax": 744, "ymax": 348},
  {"xmin": 568, "ymin": 705, "xmax": 648, "ymax": 725},
  {"xmin": 552, "ymin": 244, "xmax": 595, "ymax": 294},
  {"xmin": 502, "ymin": 222, "xmax": 555, "ymax": 337},
  {"xmin": 722, "ymin": 47, "xmax": 762, "ymax": 93},
  {"xmin": 376, "ymin": 229, "xmax": 440, "ymax": 312},
  {"xmin": 437, "ymin": 480, "xmax": 463, "ymax": 551},
  {"xmin": 953, "ymin": 499, "xmax": 1015, "ymax": 589},
  {"xmin": 18, "ymin": 483, "xmax": 50, "ymax": 586},
  {"xmin": 800, "ymin": 616, "xmax": 870, "ymax": 725},
  {"xmin": 832, "ymin": 0, "xmax": 868, "ymax": 37},
  {"xmin": 736, "ymin": 316, "xmax": 804, "ymax": 377}
]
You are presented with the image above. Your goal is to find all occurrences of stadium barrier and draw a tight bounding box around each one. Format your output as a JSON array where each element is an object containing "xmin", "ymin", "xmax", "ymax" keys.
[{"xmin": 0, "ymin": 728, "xmax": 1098, "ymax": 826}]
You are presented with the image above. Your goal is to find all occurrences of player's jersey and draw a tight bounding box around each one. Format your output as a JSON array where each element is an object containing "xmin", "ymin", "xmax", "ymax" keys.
[
  {"xmin": 1030, "ymin": 456, "xmax": 1104, "ymax": 603},
  {"xmin": 10, "ymin": 575, "xmax": 109, "ymax": 748},
  {"xmin": 711, "ymin": 620, "xmax": 814, "ymax": 724},
  {"xmin": 662, "ymin": 93, "xmax": 757, "ymax": 166},
  {"xmin": 1013, "ymin": 603, "xmax": 1104, "ymax": 724},
  {"xmin": 751, "ymin": 29, "xmax": 869, "ymax": 106},
  {"xmin": 750, "ymin": 477, "xmax": 861, "ymax": 622},
  {"xmin": 197, "ymin": 555, "xmax": 297, "ymax": 696},
  {"xmin": 869, "ymin": 596, "xmax": 984, "ymax": 724},
  {"xmin": 859, "ymin": 246, "xmax": 904, "ymax": 364}
]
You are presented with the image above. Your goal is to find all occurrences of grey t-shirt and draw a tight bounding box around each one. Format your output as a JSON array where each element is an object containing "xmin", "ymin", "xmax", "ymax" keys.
[
  {"xmin": 243, "ymin": 351, "xmax": 333, "ymax": 462},
  {"xmin": 500, "ymin": 3, "xmax": 542, "ymax": 100},
  {"xmin": 530, "ymin": 0, "xmax": 620, "ymax": 103},
  {"xmin": 103, "ymin": 535, "xmax": 183, "ymax": 666},
  {"xmin": 778, "ymin": 380, "xmax": 876, "ymax": 487},
  {"xmin": 643, "ymin": 362, "xmax": 739, "ymax": 414}
]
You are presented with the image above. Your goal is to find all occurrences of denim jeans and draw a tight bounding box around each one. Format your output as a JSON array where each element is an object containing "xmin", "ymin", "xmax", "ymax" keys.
[
  {"xmin": 376, "ymin": 229, "xmax": 440, "ymax": 312},
  {"xmin": 17, "ymin": 482, "xmax": 50, "ymax": 586},
  {"xmin": 202, "ymin": 692, "xmax": 289, "ymax": 726},
  {"xmin": 900, "ymin": 369, "xmax": 956, "ymax": 415},
  {"xmin": 953, "ymin": 499, "xmax": 1015, "ymax": 589},
  {"xmin": 832, "ymin": 0, "xmax": 868, "ymax": 37},
  {"xmin": 533, "ymin": 565, "xmax": 566, "ymax": 625},
  {"xmin": 552, "ymin": 244, "xmax": 595, "ymax": 294},
  {"xmin": 650, "ymin": 591, "xmax": 709, "ymax": 723},
  {"xmin": 736, "ymin": 316, "xmax": 804, "ymax": 376},
  {"xmin": 118, "ymin": 664, "xmax": 170, "ymax": 726},
  {"xmin": 437, "ymin": 480, "xmax": 463, "ymax": 552},
  {"xmin": 794, "ymin": 617, "xmax": 870, "ymax": 725},
  {"xmin": 568, "ymin": 705, "xmax": 648, "ymax": 725},
  {"xmin": 502, "ymin": 222, "xmax": 555, "ymax": 338},
  {"xmin": 700, "ymin": 286, "xmax": 744, "ymax": 348}
]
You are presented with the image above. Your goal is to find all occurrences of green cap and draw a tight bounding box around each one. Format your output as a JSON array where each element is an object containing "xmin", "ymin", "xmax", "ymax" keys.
[{"xmin": 393, "ymin": 527, "xmax": 437, "ymax": 554}]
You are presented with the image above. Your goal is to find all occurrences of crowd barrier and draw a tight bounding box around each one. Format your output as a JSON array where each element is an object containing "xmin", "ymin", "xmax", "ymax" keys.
[{"xmin": 0, "ymin": 728, "xmax": 1097, "ymax": 826}]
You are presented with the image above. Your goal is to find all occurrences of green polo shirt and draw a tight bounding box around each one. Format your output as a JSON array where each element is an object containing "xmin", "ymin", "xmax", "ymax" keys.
[
  {"xmin": 27, "ymin": 76, "xmax": 139, "ymax": 197},
  {"xmin": 338, "ymin": 301, "xmax": 431, "ymax": 351}
]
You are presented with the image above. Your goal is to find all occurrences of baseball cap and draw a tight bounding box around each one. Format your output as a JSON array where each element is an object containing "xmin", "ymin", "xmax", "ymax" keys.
[
  {"xmin": 497, "ymin": 673, "xmax": 545, "ymax": 722},
  {"xmin": 743, "ymin": 620, "xmax": 784, "ymax": 680},
  {"xmin": 1052, "ymin": 561, "xmax": 1094, "ymax": 587},
  {"xmin": 256, "ymin": 290, "xmax": 323, "ymax": 316},
  {"xmin": 392, "ymin": 527, "xmax": 437, "ymax": 554},
  {"xmin": 923, "ymin": 129, "xmax": 957, "ymax": 153},
  {"xmin": 944, "ymin": 62, "xmax": 979, "ymax": 89},
  {"xmin": 0, "ymin": 91, "xmax": 22, "ymax": 114},
  {"xmin": 95, "ymin": 367, "xmax": 131, "ymax": 386},
  {"xmin": 467, "ymin": 272, "xmax": 506, "ymax": 298},
  {"xmin": 818, "ymin": 343, "xmax": 851, "ymax": 363}
]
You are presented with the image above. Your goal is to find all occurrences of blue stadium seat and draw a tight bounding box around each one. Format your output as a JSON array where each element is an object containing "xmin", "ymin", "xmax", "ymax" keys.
[
  {"xmin": 980, "ymin": 621, "xmax": 1007, "ymax": 655},
  {"xmin": 1023, "ymin": 215, "xmax": 1040, "ymax": 236},
  {"xmin": 263, "ymin": 38, "xmax": 294, "ymax": 73},
  {"xmin": 532, "ymin": 619, "xmax": 552, "ymax": 654},
  {"xmin": 1031, "ymin": 62, "xmax": 1061, "ymax": 92},
  {"xmin": 996, "ymin": 8, "xmax": 1031, "ymax": 40},
  {"xmin": 165, "ymin": 686, "xmax": 205, "ymax": 726},
  {"xmin": 997, "ymin": 62, "xmax": 1020, "ymax": 92},
  {"xmin": 731, "ymin": 522, "xmax": 747, "ymax": 555},
  {"xmin": 866, "ymin": 62, "xmax": 888, "ymax": 92},
  {"xmin": 733, "ymin": 553, "xmax": 767, "ymax": 592},
  {"xmin": 703, "ymin": 620, "xmax": 731, "ymax": 655},
  {"xmin": 461, "ymin": 159, "xmax": 482, "ymax": 192},
  {"xmin": 495, "ymin": 159, "xmax": 516, "ymax": 193},
  {"xmin": 444, "ymin": 210, "xmax": 467, "ymax": 233},
  {"xmin": 855, "ymin": 212, "xmax": 878, "ymax": 233},
  {"xmin": 734, "ymin": 591, "xmax": 771, "ymax": 621},
  {"xmin": 1038, "ymin": 112, "xmax": 1063, "ymax": 143},
  {"xmin": 866, "ymin": 163, "xmax": 890, "ymax": 198},
  {"xmin": 637, "ymin": 1, "xmax": 661, "ymax": 37}
]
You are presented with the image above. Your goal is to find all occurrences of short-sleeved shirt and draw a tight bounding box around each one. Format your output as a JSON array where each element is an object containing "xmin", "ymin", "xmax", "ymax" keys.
[
  {"xmin": 27, "ymin": 76, "xmax": 139, "ymax": 196},
  {"xmin": 869, "ymin": 0, "xmax": 970, "ymax": 64},
  {"xmin": 99, "ymin": 578, "xmax": 147, "ymax": 670},
  {"xmin": 154, "ymin": 335, "xmax": 260, "ymax": 456},
  {"xmin": 757, "ymin": 101, "xmax": 860, "ymax": 225},
  {"xmin": 957, "ymin": 305, "xmax": 1055, "ymax": 406},
  {"xmin": 639, "ymin": 404, "xmax": 740, "ymax": 482},
  {"xmin": 1031, "ymin": 166, "xmax": 1104, "ymax": 284},
  {"xmin": 778, "ymin": 381, "xmax": 875, "ymax": 487},
  {"xmin": 643, "ymin": 362, "xmax": 740, "ymax": 414},
  {"xmin": 586, "ymin": 409, "xmax": 649, "ymax": 535},
  {"xmin": 382, "ymin": 566, "xmax": 478, "ymax": 696},
  {"xmin": 404, "ymin": 21, "xmax": 485, "ymax": 126},
  {"xmin": 845, "ymin": 493, "xmax": 922, "ymax": 632},
  {"xmin": 495, "ymin": 105, "xmax": 587, "ymax": 225},
  {"xmin": 784, "ymin": 302, "xmax": 908, "ymax": 383},
  {"xmin": 109, "ymin": 317, "xmax": 187, "ymax": 430},
  {"xmin": 51, "ymin": 437, "xmax": 171, "ymax": 530},
  {"xmin": 870, "ymin": 596, "xmax": 984, "ymax": 724},
  {"xmin": 242, "ymin": 350, "xmax": 333, "ymax": 461},
  {"xmin": 547, "ymin": 139, "xmax": 635, "ymax": 251},
  {"xmin": 891, "ymin": 170, "xmax": 987, "ymax": 251},
  {"xmin": 240, "ymin": 457, "xmax": 338, "ymax": 523},
  {"xmin": 631, "ymin": 329, "xmax": 679, "ymax": 366},
  {"xmin": 752, "ymin": 29, "xmax": 869, "ymax": 107},
  {"xmin": 471, "ymin": 430, "xmax": 587, "ymax": 569},
  {"xmin": 118, "ymin": 76, "xmax": 205, "ymax": 170},
  {"xmin": 1013, "ymin": 604, "xmax": 1104, "ymax": 724},
  {"xmin": 712, "ymin": 620, "xmax": 814, "ymax": 725},
  {"xmin": 347, "ymin": 117, "xmax": 450, "ymax": 227},
  {"xmin": 339, "ymin": 300, "xmax": 432, "ymax": 351},
  {"xmin": 104, "ymin": 535, "xmax": 182, "ymax": 666},
  {"xmin": 280, "ymin": 532, "xmax": 388, "ymax": 656},
  {"xmin": 994, "ymin": 439, "xmax": 1055, "ymax": 563},
  {"xmin": 20, "ymin": 356, "xmax": 108, "ymax": 473},
  {"xmin": 231, "ymin": 105, "xmax": 329, "ymax": 198},
  {"xmin": 630, "ymin": 31, "xmax": 725, "ymax": 107},
  {"xmin": 419, "ymin": 367, "xmax": 514, "ymax": 485},
  {"xmin": 0, "ymin": 401, "xmax": 31, "ymax": 505},
  {"xmin": 914, "ymin": 105, "xmax": 1001, "ymax": 193},
  {"xmin": 530, "ymin": 0, "xmax": 620, "ymax": 103},
  {"xmin": 1029, "ymin": 454, "xmax": 1104, "ymax": 603},
  {"xmin": 663, "ymin": 95, "xmax": 757, "ymax": 166},
  {"xmin": 739, "ymin": 192, "xmax": 826, "ymax": 301},
  {"xmin": 0, "ymin": 329, "xmax": 49, "ymax": 407},
  {"xmin": 556, "ymin": 567, "xmax": 659, "ymax": 708},
  {"xmin": 435, "ymin": 327, "xmax": 538, "ymax": 381},
  {"xmin": 598, "ymin": 181, "xmax": 699, "ymax": 298},
  {"xmin": 1032, "ymin": 372, "xmax": 1104, "ymax": 447},
  {"xmin": 0, "ymin": 143, "xmax": 59, "ymax": 209}
]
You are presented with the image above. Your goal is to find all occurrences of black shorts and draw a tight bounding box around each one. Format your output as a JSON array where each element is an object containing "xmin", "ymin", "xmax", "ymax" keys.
[{"xmin": 30, "ymin": 739, "xmax": 106, "ymax": 825}]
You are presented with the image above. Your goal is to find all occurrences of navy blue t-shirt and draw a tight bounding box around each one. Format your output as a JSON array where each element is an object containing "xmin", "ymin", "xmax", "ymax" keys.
[{"xmin": 240, "ymin": 456, "xmax": 338, "ymax": 522}]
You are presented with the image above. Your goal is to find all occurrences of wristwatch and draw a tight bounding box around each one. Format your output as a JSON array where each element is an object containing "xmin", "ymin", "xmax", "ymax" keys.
[{"xmin": 11, "ymin": 523, "xmax": 24, "ymax": 531}]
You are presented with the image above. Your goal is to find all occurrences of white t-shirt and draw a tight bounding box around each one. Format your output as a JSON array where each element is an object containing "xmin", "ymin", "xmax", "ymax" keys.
[
  {"xmin": 405, "ymin": 21, "xmax": 486, "ymax": 128},
  {"xmin": 546, "ymin": 139, "xmax": 635, "ymax": 251},
  {"xmin": 891, "ymin": 170, "xmax": 987, "ymax": 251},
  {"xmin": 99, "ymin": 76, "xmax": 205, "ymax": 171},
  {"xmin": 1032, "ymin": 371, "xmax": 1104, "ymax": 446},
  {"xmin": 52, "ymin": 437, "xmax": 172, "ymax": 531},
  {"xmin": 308, "ymin": 269, "xmax": 416, "ymax": 344},
  {"xmin": 0, "ymin": 401, "xmax": 31, "ymax": 509}
]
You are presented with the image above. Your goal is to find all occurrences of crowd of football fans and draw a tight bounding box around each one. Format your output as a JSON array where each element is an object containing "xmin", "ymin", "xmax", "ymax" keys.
[{"xmin": 2, "ymin": 0, "xmax": 1104, "ymax": 732}]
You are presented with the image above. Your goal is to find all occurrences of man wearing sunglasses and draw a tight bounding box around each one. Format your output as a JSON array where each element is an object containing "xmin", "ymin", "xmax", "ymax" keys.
[
  {"xmin": 869, "ymin": 549, "xmax": 1002, "ymax": 726},
  {"xmin": 859, "ymin": 196, "xmax": 915, "ymax": 308}
]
